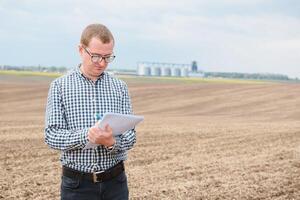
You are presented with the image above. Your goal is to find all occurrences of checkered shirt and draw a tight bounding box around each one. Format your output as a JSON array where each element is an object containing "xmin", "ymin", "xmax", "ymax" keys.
[{"xmin": 45, "ymin": 65, "xmax": 136, "ymax": 173}]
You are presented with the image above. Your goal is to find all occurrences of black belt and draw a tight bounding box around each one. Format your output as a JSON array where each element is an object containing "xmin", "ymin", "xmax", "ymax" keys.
[{"xmin": 62, "ymin": 161, "xmax": 124, "ymax": 183}]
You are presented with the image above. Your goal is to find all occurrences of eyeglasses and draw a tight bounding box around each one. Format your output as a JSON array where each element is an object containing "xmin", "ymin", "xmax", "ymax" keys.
[{"xmin": 83, "ymin": 46, "xmax": 115, "ymax": 63}]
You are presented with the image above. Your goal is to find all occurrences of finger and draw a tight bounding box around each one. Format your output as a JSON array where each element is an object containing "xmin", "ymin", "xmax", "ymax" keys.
[
  {"xmin": 95, "ymin": 120, "xmax": 101, "ymax": 127},
  {"xmin": 103, "ymin": 125, "xmax": 112, "ymax": 137},
  {"xmin": 89, "ymin": 128, "xmax": 99, "ymax": 140},
  {"xmin": 89, "ymin": 127, "xmax": 97, "ymax": 135},
  {"xmin": 106, "ymin": 125, "xmax": 112, "ymax": 132},
  {"xmin": 87, "ymin": 133, "xmax": 94, "ymax": 143},
  {"xmin": 91, "ymin": 126, "xmax": 102, "ymax": 133},
  {"xmin": 89, "ymin": 131, "xmax": 99, "ymax": 143}
]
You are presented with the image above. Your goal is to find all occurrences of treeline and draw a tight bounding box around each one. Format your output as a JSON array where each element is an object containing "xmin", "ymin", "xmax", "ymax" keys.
[
  {"xmin": 0, "ymin": 65, "xmax": 68, "ymax": 73},
  {"xmin": 1, "ymin": 65, "xmax": 298, "ymax": 81},
  {"xmin": 204, "ymin": 72, "xmax": 292, "ymax": 80}
]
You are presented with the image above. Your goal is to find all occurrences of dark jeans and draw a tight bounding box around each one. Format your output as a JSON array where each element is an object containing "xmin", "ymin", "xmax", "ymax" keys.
[{"xmin": 61, "ymin": 171, "xmax": 129, "ymax": 200}]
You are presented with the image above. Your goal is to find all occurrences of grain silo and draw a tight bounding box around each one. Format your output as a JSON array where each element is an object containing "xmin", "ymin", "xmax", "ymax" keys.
[
  {"xmin": 161, "ymin": 67, "xmax": 171, "ymax": 76},
  {"xmin": 144, "ymin": 66, "xmax": 151, "ymax": 76},
  {"xmin": 137, "ymin": 63, "xmax": 151, "ymax": 76},
  {"xmin": 171, "ymin": 68, "xmax": 181, "ymax": 77},
  {"xmin": 137, "ymin": 63, "xmax": 145, "ymax": 76},
  {"xmin": 151, "ymin": 66, "xmax": 161, "ymax": 76},
  {"xmin": 181, "ymin": 67, "xmax": 189, "ymax": 77}
]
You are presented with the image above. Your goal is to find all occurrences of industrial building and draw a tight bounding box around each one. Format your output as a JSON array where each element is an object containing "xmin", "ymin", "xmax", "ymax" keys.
[{"xmin": 137, "ymin": 61, "xmax": 204, "ymax": 77}]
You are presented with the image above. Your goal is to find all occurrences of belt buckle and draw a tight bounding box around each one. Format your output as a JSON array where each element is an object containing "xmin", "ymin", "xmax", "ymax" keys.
[{"xmin": 93, "ymin": 171, "xmax": 104, "ymax": 183}]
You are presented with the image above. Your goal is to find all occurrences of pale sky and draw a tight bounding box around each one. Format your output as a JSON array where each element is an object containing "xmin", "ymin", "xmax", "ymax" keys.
[{"xmin": 0, "ymin": 0, "xmax": 299, "ymax": 78}]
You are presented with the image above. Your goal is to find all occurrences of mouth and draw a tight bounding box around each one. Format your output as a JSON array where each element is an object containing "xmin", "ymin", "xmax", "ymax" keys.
[
  {"xmin": 92, "ymin": 63, "xmax": 106, "ymax": 71},
  {"xmin": 94, "ymin": 65, "xmax": 103, "ymax": 70}
]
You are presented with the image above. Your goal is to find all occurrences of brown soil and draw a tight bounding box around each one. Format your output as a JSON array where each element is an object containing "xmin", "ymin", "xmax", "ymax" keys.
[{"xmin": 0, "ymin": 74, "xmax": 300, "ymax": 199}]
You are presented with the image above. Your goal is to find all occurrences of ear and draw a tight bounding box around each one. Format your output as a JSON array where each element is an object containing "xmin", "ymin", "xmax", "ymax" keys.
[{"xmin": 78, "ymin": 44, "xmax": 84, "ymax": 58}]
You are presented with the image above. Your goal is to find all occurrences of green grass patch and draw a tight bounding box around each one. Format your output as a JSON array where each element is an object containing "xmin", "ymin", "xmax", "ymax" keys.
[
  {"xmin": 0, "ymin": 70, "xmax": 62, "ymax": 78},
  {"xmin": 118, "ymin": 75, "xmax": 273, "ymax": 85},
  {"xmin": 0, "ymin": 70, "xmax": 282, "ymax": 85}
]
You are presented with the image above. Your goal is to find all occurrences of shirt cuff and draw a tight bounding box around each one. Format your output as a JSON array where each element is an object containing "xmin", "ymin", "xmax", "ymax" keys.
[
  {"xmin": 79, "ymin": 128, "xmax": 89, "ymax": 148},
  {"xmin": 107, "ymin": 135, "xmax": 121, "ymax": 153}
]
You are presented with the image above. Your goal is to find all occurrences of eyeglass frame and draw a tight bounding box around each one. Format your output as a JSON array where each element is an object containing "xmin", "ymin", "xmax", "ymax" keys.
[{"xmin": 82, "ymin": 46, "xmax": 116, "ymax": 63}]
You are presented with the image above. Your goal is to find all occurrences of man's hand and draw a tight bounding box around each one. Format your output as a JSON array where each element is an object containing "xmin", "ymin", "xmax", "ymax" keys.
[{"xmin": 88, "ymin": 123, "xmax": 115, "ymax": 147}]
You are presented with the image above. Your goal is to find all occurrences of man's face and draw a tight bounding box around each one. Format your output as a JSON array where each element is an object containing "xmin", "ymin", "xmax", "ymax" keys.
[{"xmin": 79, "ymin": 37, "xmax": 114, "ymax": 79}]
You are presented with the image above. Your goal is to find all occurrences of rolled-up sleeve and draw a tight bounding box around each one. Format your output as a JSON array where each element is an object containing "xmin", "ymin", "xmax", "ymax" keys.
[{"xmin": 44, "ymin": 81, "xmax": 88, "ymax": 151}]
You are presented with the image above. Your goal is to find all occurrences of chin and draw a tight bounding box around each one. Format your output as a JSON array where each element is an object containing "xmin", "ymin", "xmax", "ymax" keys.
[{"xmin": 95, "ymin": 68, "xmax": 104, "ymax": 75}]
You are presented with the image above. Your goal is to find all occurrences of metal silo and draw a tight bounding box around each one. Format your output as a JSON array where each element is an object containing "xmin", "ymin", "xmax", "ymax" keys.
[
  {"xmin": 151, "ymin": 66, "xmax": 161, "ymax": 76},
  {"xmin": 181, "ymin": 67, "xmax": 189, "ymax": 77},
  {"xmin": 144, "ymin": 66, "xmax": 151, "ymax": 76},
  {"xmin": 161, "ymin": 67, "xmax": 171, "ymax": 76},
  {"xmin": 137, "ymin": 63, "xmax": 151, "ymax": 76},
  {"xmin": 137, "ymin": 63, "xmax": 146, "ymax": 76},
  {"xmin": 171, "ymin": 68, "xmax": 181, "ymax": 77}
]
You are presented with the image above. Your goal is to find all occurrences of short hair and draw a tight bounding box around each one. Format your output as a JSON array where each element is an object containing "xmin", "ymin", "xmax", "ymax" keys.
[{"xmin": 80, "ymin": 23, "xmax": 114, "ymax": 46}]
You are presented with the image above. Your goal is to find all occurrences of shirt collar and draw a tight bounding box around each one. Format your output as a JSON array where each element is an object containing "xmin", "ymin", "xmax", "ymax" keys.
[{"xmin": 76, "ymin": 64, "xmax": 105, "ymax": 82}]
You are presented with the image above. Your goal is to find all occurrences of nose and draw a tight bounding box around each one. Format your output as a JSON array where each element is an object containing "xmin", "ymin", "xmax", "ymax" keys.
[{"xmin": 97, "ymin": 59, "xmax": 107, "ymax": 67}]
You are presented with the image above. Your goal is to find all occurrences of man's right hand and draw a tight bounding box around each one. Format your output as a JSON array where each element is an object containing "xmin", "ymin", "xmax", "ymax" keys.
[{"xmin": 87, "ymin": 122, "xmax": 115, "ymax": 147}]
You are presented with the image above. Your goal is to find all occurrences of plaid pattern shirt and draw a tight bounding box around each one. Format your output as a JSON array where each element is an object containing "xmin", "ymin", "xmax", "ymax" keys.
[{"xmin": 45, "ymin": 65, "xmax": 136, "ymax": 173}]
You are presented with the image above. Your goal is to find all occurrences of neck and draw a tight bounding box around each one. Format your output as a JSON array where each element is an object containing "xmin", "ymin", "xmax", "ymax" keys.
[{"xmin": 80, "ymin": 65, "xmax": 99, "ymax": 82}]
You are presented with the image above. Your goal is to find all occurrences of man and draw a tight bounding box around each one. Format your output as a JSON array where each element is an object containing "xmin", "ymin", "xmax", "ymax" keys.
[{"xmin": 45, "ymin": 23, "xmax": 136, "ymax": 200}]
